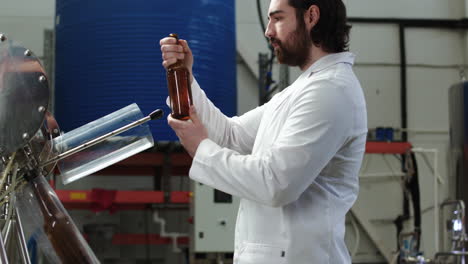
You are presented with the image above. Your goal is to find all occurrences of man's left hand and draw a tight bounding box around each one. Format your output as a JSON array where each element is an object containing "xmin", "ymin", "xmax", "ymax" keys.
[{"xmin": 167, "ymin": 106, "xmax": 208, "ymax": 157}]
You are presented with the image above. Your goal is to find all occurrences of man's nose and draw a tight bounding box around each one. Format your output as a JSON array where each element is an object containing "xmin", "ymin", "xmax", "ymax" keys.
[{"xmin": 265, "ymin": 21, "xmax": 273, "ymax": 38}]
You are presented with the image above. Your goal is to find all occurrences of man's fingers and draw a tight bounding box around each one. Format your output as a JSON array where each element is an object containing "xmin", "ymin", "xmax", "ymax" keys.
[
  {"xmin": 167, "ymin": 114, "xmax": 189, "ymax": 129},
  {"xmin": 161, "ymin": 43, "xmax": 185, "ymax": 69},
  {"xmin": 174, "ymin": 131, "xmax": 183, "ymax": 141},
  {"xmin": 162, "ymin": 52, "xmax": 184, "ymax": 61},
  {"xmin": 160, "ymin": 37, "xmax": 189, "ymax": 55},
  {"xmin": 162, "ymin": 58, "xmax": 177, "ymax": 69},
  {"xmin": 159, "ymin": 37, "xmax": 178, "ymax": 46},
  {"xmin": 160, "ymin": 44, "xmax": 183, "ymax": 53},
  {"xmin": 189, "ymin": 106, "xmax": 201, "ymax": 125},
  {"xmin": 180, "ymin": 40, "xmax": 192, "ymax": 55}
]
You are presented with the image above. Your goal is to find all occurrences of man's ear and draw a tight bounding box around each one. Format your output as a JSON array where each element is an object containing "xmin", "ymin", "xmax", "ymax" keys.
[{"xmin": 305, "ymin": 5, "xmax": 320, "ymax": 28}]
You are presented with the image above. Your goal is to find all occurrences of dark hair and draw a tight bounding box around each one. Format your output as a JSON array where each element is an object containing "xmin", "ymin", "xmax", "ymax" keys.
[{"xmin": 288, "ymin": 0, "xmax": 351, "ymax": 53}]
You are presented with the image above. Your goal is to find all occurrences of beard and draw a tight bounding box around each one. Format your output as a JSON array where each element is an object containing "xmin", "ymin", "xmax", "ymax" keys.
[{"xmin": 270, "ymin": 20, "xmax": 311, "ymax": 68}]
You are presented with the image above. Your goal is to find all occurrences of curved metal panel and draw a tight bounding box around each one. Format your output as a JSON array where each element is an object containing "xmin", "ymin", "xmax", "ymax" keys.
[{"xmin": 0, "ymin": 35, "xmax": 49, "ymax": 156}]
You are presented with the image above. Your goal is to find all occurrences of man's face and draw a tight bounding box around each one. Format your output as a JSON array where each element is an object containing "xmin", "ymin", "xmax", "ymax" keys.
[{"xmin": 265, "ymin": 0, "xmax": 311, "ymax": 67}]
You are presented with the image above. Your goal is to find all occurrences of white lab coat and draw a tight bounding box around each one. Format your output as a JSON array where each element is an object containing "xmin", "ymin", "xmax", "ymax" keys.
[{"xmin": 188, "ymin": 52, "xmax": 367, "ymax": 264}]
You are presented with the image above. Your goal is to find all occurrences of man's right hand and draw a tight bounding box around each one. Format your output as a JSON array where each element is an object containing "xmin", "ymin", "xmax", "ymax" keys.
[{"xmin": 159, "ymin": 36, "xmax": 194, "ymax": 84}]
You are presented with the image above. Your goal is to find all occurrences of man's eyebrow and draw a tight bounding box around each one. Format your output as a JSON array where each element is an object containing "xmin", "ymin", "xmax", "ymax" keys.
[{"xmin": 268, "ymin": 10, "xmax": 285, "ymax": 18}]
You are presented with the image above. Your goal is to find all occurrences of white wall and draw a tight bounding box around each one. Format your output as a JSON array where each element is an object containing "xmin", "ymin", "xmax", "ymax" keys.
[
  {"xmin": 236, "ymin": 0, "xmax": 271, "ymax": 81},
  {"xmin": 237, "ymin": 55, "xmax": 260, "ymax": 114},
  {"xmin": 344, "ymin": 0, "xmax": 464, "ymax": 19},
  {"xmin": 236, "ymin": 0, "xmax": 466, "ymax": 81},
  {"xmin": 0, "ymin": 0, "xmax": 55, "ymax": 57},
  {"xmin": 465, "ymin": 0, "xmax": 468, "ymax": 17},
  {"xmin": 350, "ymin": 24, "xmax": 401, "ymax": 128}
]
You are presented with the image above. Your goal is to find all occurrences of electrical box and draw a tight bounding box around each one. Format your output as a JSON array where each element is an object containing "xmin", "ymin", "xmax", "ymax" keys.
[{"xmin": 191, "ymin": 182, "xmax": 239, "ymax": 253}]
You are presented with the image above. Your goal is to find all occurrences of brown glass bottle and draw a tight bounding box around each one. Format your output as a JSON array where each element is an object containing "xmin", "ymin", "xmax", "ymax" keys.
[
  {"xmin": 31, "ymin": 175, "xmax": 99, "ymax": 263},
  {"xmin": 166, "ymin": 33, "xmax": 193, "ymax": 120}
]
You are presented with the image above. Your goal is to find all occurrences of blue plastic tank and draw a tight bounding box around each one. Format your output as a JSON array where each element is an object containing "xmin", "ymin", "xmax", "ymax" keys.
[{"xmin": 54, "ymin": 0, "xmax": 236, "ymax": 141}]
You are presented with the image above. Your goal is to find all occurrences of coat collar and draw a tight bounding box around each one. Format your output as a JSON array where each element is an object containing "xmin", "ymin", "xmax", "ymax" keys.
[{"xmin": 300, "ymin": 52, "xmax": 356, "ymax": 79}]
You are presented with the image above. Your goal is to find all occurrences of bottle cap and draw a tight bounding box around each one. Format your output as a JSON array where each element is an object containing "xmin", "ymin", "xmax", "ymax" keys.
[{"xmin": 169, "ymin": 33, "xmax": 179, "ymax": 41}]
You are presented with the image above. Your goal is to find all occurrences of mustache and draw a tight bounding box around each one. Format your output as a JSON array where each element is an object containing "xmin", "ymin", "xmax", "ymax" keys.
[{"xmin": 269, "ymin": 38, "xmax": 280, "ymax": 46}]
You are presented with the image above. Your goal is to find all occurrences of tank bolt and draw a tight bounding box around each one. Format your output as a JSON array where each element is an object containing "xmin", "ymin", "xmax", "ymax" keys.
[
  {"xmin": 38, "ymin": 106, "xmax": 45, "ymax": 113},
  {"xmin": 39, "ymin": 75, "xmax": 46, "ymax": 83},
  {"xmin": 0, "ymin": 34, "xmax": 6, "ymax": 42},
  {"xmin": 22, "ymin": 133, "xmax": 29, "ymax": 140},
  {"xmin": 24, "ymin": 49, "xmax": 32, "ymax": 56}
]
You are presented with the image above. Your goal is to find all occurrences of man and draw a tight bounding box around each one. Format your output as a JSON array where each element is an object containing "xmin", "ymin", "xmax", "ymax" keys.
[{"xmin": 160, "ymin": 0, "xmax": 367, "ymax": 262}]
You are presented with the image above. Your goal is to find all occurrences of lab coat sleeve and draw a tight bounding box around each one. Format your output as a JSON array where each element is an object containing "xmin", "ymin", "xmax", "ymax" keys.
[
  {"xmin": 189, "ymin": 82, "xmax": 353, "ymax": 207},
  {"xmin": 190, "ymin": 78, "xmax": 264, "ymax": 154}
]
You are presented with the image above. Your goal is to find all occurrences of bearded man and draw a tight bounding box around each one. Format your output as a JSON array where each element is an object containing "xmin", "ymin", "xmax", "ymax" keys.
[{"xmin": 160, "ymin": 0, "xmax": 367, "ymax": 263}]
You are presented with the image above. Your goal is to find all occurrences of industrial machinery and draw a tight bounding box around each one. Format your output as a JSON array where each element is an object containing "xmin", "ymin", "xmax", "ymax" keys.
[
  {"xmin": 391, "ymin": 81, "xmax": 468, "ymax": 264},
  {"xmin": 0, "ymin": 33, "xmax": 163, "ymax": 263},
  {"xmin": 433, "ymin": 200, "xmax": 468, "ymax": 264},
  {"xmin": 395, "ymin": 199, "xmax": 468, "ymax": 263}
]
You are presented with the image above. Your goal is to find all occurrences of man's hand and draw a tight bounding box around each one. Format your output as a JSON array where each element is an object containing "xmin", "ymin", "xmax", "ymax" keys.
[
  {"xmin": 159, "ymin": 36, "xmax": 194, "ymax": 84},
  {"xmin": 167, "ymin": 106, "xmax": 208, "ymax": 157}
]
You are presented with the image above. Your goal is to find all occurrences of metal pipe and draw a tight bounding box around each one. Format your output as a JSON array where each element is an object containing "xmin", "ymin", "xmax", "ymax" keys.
[
  {"xmin": 399, "ymin": 24, "xmax": 408, "ymax": 142},
  {"xmin": 14, "ymin": 208, "xmax": 30, "ymax": 264},
  {"xmin": 2, "ymin": 221, "xmax": 11, "ymax": 247},
  {"xmin": 2, "ymin": 175, "xmax": 10, "ymax": 220},
  {"xmin": 440, "ymin": 200, "xmax": 466, "ymax": 227},
  {"xmin": 40, "ymin": 109, "xmax": 163, "ymax": 167},
  {"xmin": 435, "ymin": 150, "xmax": 440, "ymax": 252},
  {"xmin": 0, "ymin": 230, "xmax": 9, "ymax": 264},
  {"xmin": 440, "ymin": 200, "xmax": 466, "ymax": 252},
  {"xmin": 400, "ymin": 129, "xmax": 449, "ymax": 135},
  {"xmin": 434, "ymin": 251, "xmax": 467, "ymax": 264},
  {"xmin": 435, "ymin": 250, "xmax": 468, "ymax": 257},
  {"xmin": 258, "ymin": 53, "xmax": 269, "ymax": 105},
  {"xmin": 412, "ymin": 148, "xmax": 442, "ymax": 252}
]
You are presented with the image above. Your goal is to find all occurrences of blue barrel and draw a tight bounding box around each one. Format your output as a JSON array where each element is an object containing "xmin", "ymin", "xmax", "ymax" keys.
[{"xmin": 55, "ymin": 0, "xmax": 236, "ymax": 141}]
